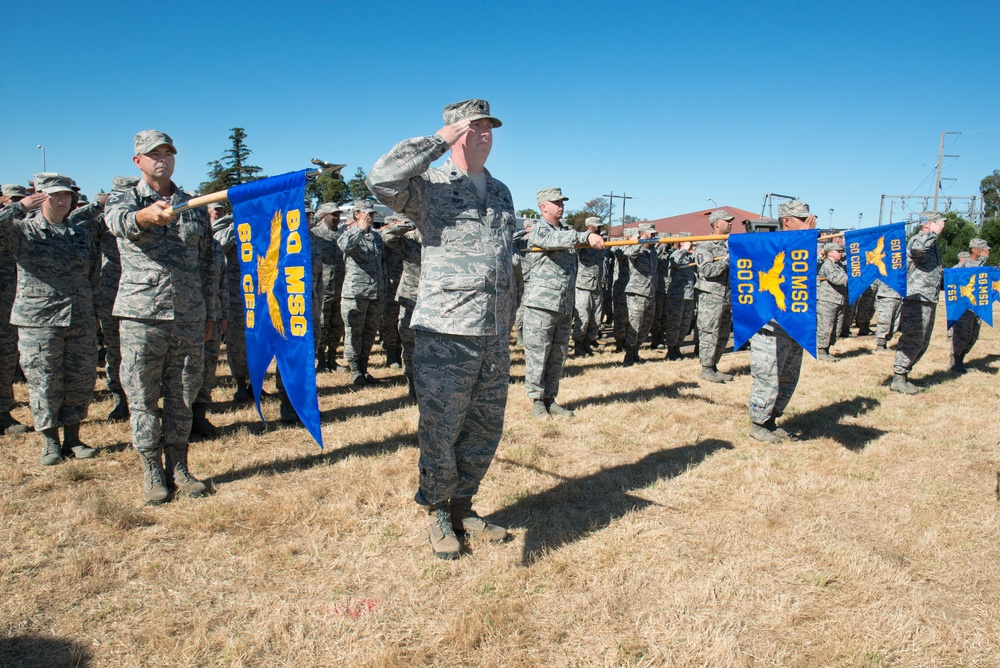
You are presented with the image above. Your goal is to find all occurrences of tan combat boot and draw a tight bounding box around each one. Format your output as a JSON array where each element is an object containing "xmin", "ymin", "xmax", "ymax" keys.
[
  {"xmin": 138, "ymin": 448, "xmax": 169, "ymax": 505},
  {"xmin": 428, "ymin": 504, "xmax": 461, "ymax": 560},
  {"xmin": 450, "ymin": 497, "xmax": 508, "ymax": 542},
  {"xmin": 164, "ymin": 443, "xmax": 207, "ymax": 498}
]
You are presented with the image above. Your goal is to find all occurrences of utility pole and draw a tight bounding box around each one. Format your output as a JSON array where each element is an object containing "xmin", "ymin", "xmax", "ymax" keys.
[
  {"xmin": 603, "ymin": 191, "xmax": 633, "ymax": 233},
  {"xmin": 933, "ymin": 130, "xmax": 961, "ymax": 211}
]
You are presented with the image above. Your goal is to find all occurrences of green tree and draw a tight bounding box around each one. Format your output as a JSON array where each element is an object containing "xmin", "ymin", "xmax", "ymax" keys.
[
  {"xmin": 980, "ymin": 170, "xmax": 1000, "ymax": 219},
  {"xmin": 517, "ymin": 208, "xmax": 538, "ymax": 219},
  {"xmin": 306, "ymin": 172, "xmax": 350, "ymax": 207},
  {"xmin": 583, "ymin": 197, "xmax": 611, "ymax": 223},
  {"xmin": 979, "ymin": 216, "xmax": 1000, "ymax": 266},
  {"xmin": 347, "ymin": 167, "xmax": 375, "ymax": 203},
  {"xmin": 199, "ymin": 127, "xmax": 266, "ymax": 209},
  {"xmin": 938, "ymin": 211, "xmax": 978, "ymax": 267}
]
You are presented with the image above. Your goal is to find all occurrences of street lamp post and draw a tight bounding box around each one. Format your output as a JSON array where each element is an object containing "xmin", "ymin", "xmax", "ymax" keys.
[
  {"xmin": 828, "ymin": 208, "xmax": 834, "ymax": 229},
  {"xmin": 858, "ymin": 212, "xmax": 863, "ymax": 228},
  {"xmin": 707, "ymin": 197, "xmax": 718, "ymax": 208},
  {"xmin": 36, "ymin": 145, "xmax": 45, "ymax": 172}
]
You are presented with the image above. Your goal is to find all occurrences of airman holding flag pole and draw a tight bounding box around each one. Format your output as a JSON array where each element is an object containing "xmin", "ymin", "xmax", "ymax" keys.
[{"xmin": 890, "ymin": 212, "xmax": 945, "ymax": 394}]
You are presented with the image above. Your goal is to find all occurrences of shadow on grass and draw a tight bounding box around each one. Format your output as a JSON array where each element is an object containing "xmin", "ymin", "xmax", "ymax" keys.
[
  {"xmin": 782, "ymin": 396, "xmax": 884, "ymax": 452},
  {"xmin": 492, "ymin": 439, "xmax": 733, "ymax": 566},
  {"xmin": 721, "ymin": 362, "xmax": 750, "ymax": 378},
  {"xmin": 0, "ymin": 635, "xmax": 92, "ymax": 668},
  {"xmin": 567, "ymin": 381, "xmax": 709, "ymax": 410},
  {"xmin": 562, "ymin": 359, "xmax": 632, "ymax": 378},
  {"xmin": 966, "ymin": 353, "xmax": 1000, "ymax": 375},
  {"xmin": 830, "ymin": 347, "xmax": 873, "ymax": 360},
  {"xmin": 209, "ymin": 431, "xmax": 417, "ymax": 485}
]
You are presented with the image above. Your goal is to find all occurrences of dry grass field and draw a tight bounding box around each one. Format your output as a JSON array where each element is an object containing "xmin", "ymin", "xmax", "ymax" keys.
[{"xmin": 2, "ymin": 305, "xmax": 999, "ymax": 667}]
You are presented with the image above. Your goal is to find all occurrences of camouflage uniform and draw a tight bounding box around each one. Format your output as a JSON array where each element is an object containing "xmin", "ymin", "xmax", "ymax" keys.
[
  {"xmin": 611, "ymin": 245, "xmax": 630, "ymax": 348},
  {"xmin": 311, "ymin": 220, "xmax": 345, "ymax": 369},
  {"xmin": 381, "ymin": 219, "xmax": 421, "ymax": 390},
  {"xmin": 874, "ymin": 279, "xmax": 902, "ymax": 349},
  {"xmin": 950, "ymin": 253, "xmax": 986, "ymax": 368},
  {"xmin": 367, "ymin": 130, "xmax": 515, "ymax": 507},
  {"xmin": 0, "ymin": 200, "xmax": 26, "ymax": 426},
  {"xmin": 337, "ymin": 222, "xmax": 386, "ymax": 379},
  {"xmin": 893, "ymin": 227, "xmax": 942, "ymax": 376},
  {"xmin": 193, "ymin": 236, "xmax": 226, "ymax": 413},
  {"xmin": 1, "ymin": 208, "xmax": 100, "ymax": 431},
  {"xmin": 816, "ymin": 254, "xmax": 848, "ymax": 351},
  {"xmin": 105, "ymin": 179, "xmax": 216, "ymax": 456},
  {"xmin": 749, "ymin": 323, "xmax": 803, "ymax": 425},
  {"xmin": 663, "ymin": 247, "xmax": 697, "ymax": 349},
  {"xmin": 379, "ymin": 224, "xmax": 404, "ymax": 367},
  {"xmin": 573, "ymin": 244, "xmax": 605, "ymax": 350},
  {"xmin": 649, "ymin": 244, "xmax": 672, "ymax": 348},
  {"xmin": 522, "ymin": 214, "xmax": 590, "ymax": 402},
  {"xmin": 694, "ymin": 239, "xmax": 732, "ymax": 370},
  {"xmin": 853, "ymin": 284, "xmax": 876, "ymax": 335},
  {"xmin": 513, "ymin": 229, "xmax": 533, "ymax": 344},
  {"xmin": 622, "ymin": 234, "xmax": 658, "ymax": 359}
]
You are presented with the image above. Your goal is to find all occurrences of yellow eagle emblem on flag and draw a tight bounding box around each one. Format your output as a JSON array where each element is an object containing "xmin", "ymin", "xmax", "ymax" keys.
[
  {"xmin": 758, "ymin": 252, "xmax": 787, "ymax": 311},
  {"xmin": 257, "ymin": 210, "xmax": 287, "ymax": 339},
  {"xmin": 959, "ymin": 274, "xmax": 976, "ymax": 306},
  {"xmin": 865, "ymin": 236, "xmax": 887, "ymax": 277}
]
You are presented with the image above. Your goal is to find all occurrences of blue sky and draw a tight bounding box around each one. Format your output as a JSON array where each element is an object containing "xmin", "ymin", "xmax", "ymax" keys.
[{"xmin": 3, "ymin": 0, "xmax": 998, "ymax": 229}]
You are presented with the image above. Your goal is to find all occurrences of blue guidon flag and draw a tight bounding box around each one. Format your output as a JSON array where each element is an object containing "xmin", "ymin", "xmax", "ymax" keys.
[
  {"xmin": 729, "ymin": 229, "xmax": 818, "ymax": 357},
  {"xmin": 991, "ymin": 267, "xmax": 1000, "ymax": 305},
  {"xmin": 843, "ymin": 222, "xmax": 907, "ymax": 304},
  {"xmin": 944, "ymin": 266, "xmax": 994, "ymax": 329},
  {"xmin": 228, "ymin": 170, "xmax": 323, "ymax": 448}
]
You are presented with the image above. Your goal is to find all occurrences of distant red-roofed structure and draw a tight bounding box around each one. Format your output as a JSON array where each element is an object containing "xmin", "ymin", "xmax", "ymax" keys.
[{"xmin": 609, "ymin": 206, "xmax": 761, "ymax": 238}]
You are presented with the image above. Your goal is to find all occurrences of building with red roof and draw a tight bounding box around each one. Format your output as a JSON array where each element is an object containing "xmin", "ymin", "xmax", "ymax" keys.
[{"xmin": 609, "ymin": 206, "xmax": 762, "ymax": 238}]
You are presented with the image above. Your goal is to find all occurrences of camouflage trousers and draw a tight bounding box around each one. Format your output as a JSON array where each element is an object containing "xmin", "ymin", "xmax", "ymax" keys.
[
  {"xmin": 380, "ymin": 296, "xmax": 402, "ymax": 360},
  {"xmin": 696, "ymin": 292, "xmax": 732, "ymax": 369},
  {"xmin": 511, "ymin": 278, "xmax": 524, "ymax": 341},
  {"xmin": 342, "ymin": 296, "xmax": 383, "ymax": 374},
  {"xmin": 120, "ymin": 319, "xmax": 204, "ymax": 452},
  {"xmin": 572, "ymin": 288, "xmax": 603, "ymax": 345},
  {"xmin": 816, "ymin": 300, "xmax": 847, "ymax": 349},
  {"xmin": 951, "ymin": 311, "xmax": 981, "ymax": 362},
  {"xmin": 649, "ymin": 292, "xmax": 668, "ymax": 346},
  {"xmin": 398, "ymin": 303, "xmax": 416, "ymax": 384},
  {"xmin": 749, "ymin": 326, "xmax": 803, "ymax": 425},
  {"xmin": 523, "ymin": 306, "xmax": 571, "ymax": 400},
  {"xmin": 625, "ymin": 293, "xmax": 654, "ymax": 349},
  {"xmin": 195, "ymin": 320, "xmax": 222, "ymax": 406},
  {"xmin": 0, "ymin": 296, "xmax": 17, "ymax": 414},
  {"xmin": 663, "ymin": 296, "xmax": 695, "ymax": 347},
  {"xmin": 17, "ymin": 324, "xmax": 97, "ymax": 431},
  {"xmin": 893, "ymin": 299, "xmax": 936, "ymax": 375},
  {"xmin": 226, "ymin": 293, "xmax": 249, "ymax": 383},
  {"xmin": 413, "ymin": 330, "xmax": 509, "ymax": 506},
  {"xmin": 854, "ymin": 285, "xmax": 876, "ymax": 330},
  {"xmin": 612, "ymin": 291, "xmax": 628, "ymax": 345},
  {"xmin": 97, "ymin": 301, "xmax": 123, "ymax": 394},
  {"xmin": 840, "ymin": 301, "xmax": 856, "ymax": 337},
  {"xmin": 875, "ymin": 296, "xmax": 902, "ymax": 346},
  {"xmin": 318, "ymin": 296, "xmax": 344, "ymax": 366}
]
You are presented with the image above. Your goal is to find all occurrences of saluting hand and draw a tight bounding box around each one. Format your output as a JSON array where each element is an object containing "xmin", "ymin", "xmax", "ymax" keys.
[
  {"xmin": 436, "ymin": 119, "xmax": 473, "ymax": 146},
  {"xmin": 135, "ymin": 201, "xmax": 176, "ymax": 228},
  {"xmin": 17, "ymin": 192, "xmax": 47, "ymax": 211}
]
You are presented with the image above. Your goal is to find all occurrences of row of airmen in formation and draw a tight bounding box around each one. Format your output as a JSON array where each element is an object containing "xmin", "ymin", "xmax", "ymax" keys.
[{"xmin": 0, "ymin": 111, "xmax": 990, "ymax": 559}]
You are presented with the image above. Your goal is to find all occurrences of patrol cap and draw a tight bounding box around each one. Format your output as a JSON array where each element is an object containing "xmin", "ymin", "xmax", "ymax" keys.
[
  {"xmin": 316, "ymin": 202, "xmax": 340, "ymax": 217},
  {"xmin": 33, "ymin": 172, "xmax": 75, "ymax": 194},
  {"xmin": 918, "ymin": 210, "xmax": 945, "ymax": 223},
  {"xmin": 442, "ymin": 98, "xmax": 501, "ymax": 128},
  {"xmin": 639, "ymin": 223, "xmax": 657, "ymax": 233},
  {"xmin": 77, "ymin": 193, "xmax": 89, "ymax": 204},
  {"xmin": 383, "ymin": 212, "xmax": 396, "ymax": 224},
  {"xmin": 709, "ymin": 209, "xmax": 735, "ymax": 224},
  {"xmin": 823, "ymin": 242, "xmax": 845, "ymax": 253},
  {"xmin": 134, "ymin": 129, "xmax": 176, "ymax": 156},
  {"xmin": 353, "ymin": 200, "xmax": 376, "ymax": 214},
  {"xmin": 536, "ymin": 187, "xmax": 568, "ymax": 205},
  {"xmin": 2, "ymin": 184, "xmax": 27, "ymax": 199},
  {"xmin": 112, "ymin": 176, "xmax": 140, "ymax": 191},
  {"xmin": 777, "ymin": 199, "xmax": 811, "ymax": 219},
  {"xmin": 208, "ymin": 201, "xmax": 227, "ymax": 211},
  {"xmin": 676, "ymin": 230, "xmax": 693, "ymax": 237},
  {"xmin": 584, "ymin": 216, "xmax": 607, "ymax": 228},
  {"xmin": 304, "ymin": 202, "xmax": 315, "ymax": 214},
  {"xmin": 970, "ymin": 238, "xmax": 990, "ymax": 250}
]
